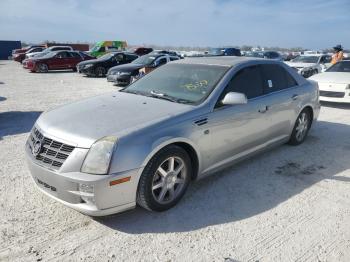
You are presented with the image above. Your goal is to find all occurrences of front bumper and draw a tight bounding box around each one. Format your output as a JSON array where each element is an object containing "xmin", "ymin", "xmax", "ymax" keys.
[
  {"xmin": 25, "ymin": 141, "xmax": 140, "ymax": 216},
  {"xmin": 106, "ymin": 74, "xmax": 131, "ymax": 86},
  {"xmin": 319, "ymin": 89, "xmax": 350, "ymax": 103},
  {"xmin": 78, "ymin": 66, "xmax": 95, "ymax": 75}
]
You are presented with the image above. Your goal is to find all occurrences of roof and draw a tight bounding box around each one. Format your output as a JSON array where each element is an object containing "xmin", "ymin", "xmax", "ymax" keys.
[
  {"xmin": 173, "ymin": 56, "xmax": 266, "ymax": 67},
  {"xmin": 300, "ymin": 54, "xmax": 326, "ymax": 57}
]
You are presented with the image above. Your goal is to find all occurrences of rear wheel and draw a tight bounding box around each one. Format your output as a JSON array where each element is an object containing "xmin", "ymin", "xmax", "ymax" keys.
[
  {"xmin": 137, "ymin": 145, "xmax": 191, "ymax": 212},
  {"xmin": 288, "ymin": 109, "xmax": 312, "ymax": 145},
  {"xmin": 36, "ymin": 63, "xmax": 48, "ymax": 73},
  {"xmin": 95, "ymin": 67, "xmax": 106, "ymax": 77}
]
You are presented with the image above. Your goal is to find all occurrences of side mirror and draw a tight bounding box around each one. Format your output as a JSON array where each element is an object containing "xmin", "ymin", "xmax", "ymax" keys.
[{"xmin": 222, "ymin": 92, "xmax": 247, "ymax": 106}]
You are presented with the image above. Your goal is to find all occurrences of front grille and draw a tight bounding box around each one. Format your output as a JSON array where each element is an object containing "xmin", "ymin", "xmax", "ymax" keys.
[
  {"xmin": 28, "ymin": 127, "xmax": 75, "ymax": 170},
  {"xmin": 320, "ymin": 91, "xmax": 345, "ymax": 98}
]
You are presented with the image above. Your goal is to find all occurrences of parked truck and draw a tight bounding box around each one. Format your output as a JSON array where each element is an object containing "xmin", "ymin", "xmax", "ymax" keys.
[{"xmin": 89, "ymin": 41, "xmax": 127, "ymax": 57}]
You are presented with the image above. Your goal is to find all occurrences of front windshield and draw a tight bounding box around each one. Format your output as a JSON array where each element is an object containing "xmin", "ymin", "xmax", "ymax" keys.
[
  {"xmin": 122, "ymin": 63, "xmax": 229, "ymax": 104},
  {"xmin": 131, "ymin": 54, "xmax": 157, "ymax": 65},
  {"xmin": 291, "ymin": 56, "xmax": 319, "ymax": 63},
  {"xmin": 39, "ymin": 52, "xmax": 57, "ymax": 59},
  {"xmin": 90, "ymin": 45, "xmax": 100, "ymax": 52},
  {"xmin": 34, "ymin": 49, "xmax": 49, "ymax": 57},
  {"xmin": 208, "ymin": 48, "xmax": 223, "ymax": 56},
  {"xmin": 98, "ymin": 53, "xmax": 115, "ymax": 60},
  {"xmin": 326, "ymin": 61, "xmax": 350, "ymax": 72}
]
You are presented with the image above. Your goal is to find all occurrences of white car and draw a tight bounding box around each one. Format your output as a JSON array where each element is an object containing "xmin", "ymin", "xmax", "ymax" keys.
[
  {"xmin": 25, "ymin": 46, "xmax": 73, "ymax": 59},
  {"xmin": 309, "ymin": 61, "xmax": 350, "ymax": 103},
  {"xmin": 285, "ymin": 54, "xmax": 332, "ymax": 78}
]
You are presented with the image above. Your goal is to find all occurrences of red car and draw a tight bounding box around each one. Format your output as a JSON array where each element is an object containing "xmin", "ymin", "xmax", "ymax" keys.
[
  {"xmin": 13, "ymin": 47, "xmax": 45, "ymax": 63},
  {"xmin": 132, "ymin": 47, "xmax": 153, "ymax": 56},
  {"xmin": 26, "ymin": 51, "xmax": 94, "ymax": 73}
]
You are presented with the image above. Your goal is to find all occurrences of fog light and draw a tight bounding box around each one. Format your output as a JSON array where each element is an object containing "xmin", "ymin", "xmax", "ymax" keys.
[{"xmin": 79, "ymin": 183, "xmax": 95, "ymax": 204}]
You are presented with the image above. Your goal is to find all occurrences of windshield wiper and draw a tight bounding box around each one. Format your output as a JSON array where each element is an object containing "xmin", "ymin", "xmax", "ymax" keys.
[
  {"xmin": 121, "ymin": 89, "xmax": 193, "ymax": 104},
  {"xmin": 149, "ymin": 90, "xmax": 193, "ymax": 104}
]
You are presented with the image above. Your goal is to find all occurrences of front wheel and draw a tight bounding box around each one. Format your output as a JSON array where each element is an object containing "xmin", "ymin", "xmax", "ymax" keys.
[
  {"xmin": 36, "ymin": 63, "xmax": 48, "ymax": 73},
  {"xmin": 95, "ymin": 67, "xmax": 106, "ymax": 77},
  {"xmin": 137, "ymin": 145, "xmax": 191, "ymax": 212},
  {"xmin": 288, "ymin": 109, "xmax": 312, "ymax": 145}
]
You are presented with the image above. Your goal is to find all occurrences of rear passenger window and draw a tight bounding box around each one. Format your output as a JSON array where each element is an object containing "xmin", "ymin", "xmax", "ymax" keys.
[
  {"xmin": 285, "ymin": 70, "xmax": 298, "ymax": 87},
  {"xmin": 157, "ymin": 58, "xmax": 167, "ymax": 66},
  {"xmin": 261, "ymin": 64, "xmax": 297, "ymax": 92},
  {"xmin": 216, "ymin": 65, "xmax": 263, "ymax": 107},
  {"xmin": 70, "ymin": 52, "xmax": 81, "ymax": 58}
]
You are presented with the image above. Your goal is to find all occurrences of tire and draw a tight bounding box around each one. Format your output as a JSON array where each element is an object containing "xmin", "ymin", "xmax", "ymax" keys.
[
  {"xmin": 288, "ymin": 109, "xmax": 312, "ymax": 146},
  {"xmin": 137, "ymin": 145, "xmax": 192, "ymax": 212},
  {"xmin": 95, "ymin": 67, "xmax": 106, "ymax": 77},
  {"xmin": 36, "ymin": 63, "xmax": 48, "ymax": 73},
  {"xmin": 72, "ymin": 67, "xmax": 77, "ymax": 72}
]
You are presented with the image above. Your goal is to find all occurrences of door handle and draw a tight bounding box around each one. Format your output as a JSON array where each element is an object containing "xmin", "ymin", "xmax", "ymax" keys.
[
  {"xmin": 292, "ymin": 94, "xmax": 299, "ymax": 100},
  {"xmin": 258, "ymin": 106, "xmax": 269, "ymax": 113}
]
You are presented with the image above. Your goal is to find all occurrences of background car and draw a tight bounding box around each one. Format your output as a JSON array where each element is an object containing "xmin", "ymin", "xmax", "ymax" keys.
[
  {"xmin": 245, "ymin": 51, "xmax": 283, "ymax": 61},
  {"xmin": 25, "ymin": 57, "xmax": 320, "ymax": 216},
  {"xmin": 26, "ymin": 50, "xmax": 93, "ymax": 73},
  {"xmin": 13, "ymin": 46, "xmax": 46, "ymax": 63},
  {"xmin": 207, "ymin": 47, "xmax": 241, "ymax": 56},
  {"xmin": 132, "ymin": 47, "xmax": 153, "ymax": 56},
  {"xmin": 285, "ymin": 54, "xmax": 332, "ymax": 78},
  {"xmin": 12, "ymin": 45, "xmax": 45, "ymax": 56},
  {"xmin": 25, "ymin": 46, "xmax": 74, "ymax": 60},
  {"xmin": 77, "ymin": 52, "xmax": 139, "ymax": 77},
  {"xmin": 23, "ymin": 46, "xmax": 77, "ymax": 68},
  {"xmin": 106, "ymin": 53, "xmax": 180, "ymax": 86},
  {"xmin": 309, "ymin": 60, "xmax": 350, "ymax": 103}
]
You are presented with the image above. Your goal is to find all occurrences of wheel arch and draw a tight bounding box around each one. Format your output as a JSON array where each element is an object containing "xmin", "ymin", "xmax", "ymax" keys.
[
  {"xmin": 141, "ymin": 138, "xmax": 201, "ymax": 181},
  {"xmin": 301, "ymin": 105, "xmax": 314, "ymax": 126}
]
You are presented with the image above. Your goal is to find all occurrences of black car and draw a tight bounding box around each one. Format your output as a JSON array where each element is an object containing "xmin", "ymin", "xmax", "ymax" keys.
[
  {"xmin": 208, "ymin": 47, "xmax": 241, "ymax": 56},
  {"xmin": 77, "ymin": 52, "xmax": 139, "ymax": 77},
  {"xmin": 245, "ymin": 51, "xmax": 283, "ymax": 61},
  {"xmin": 106, "ymin": 53, "xmax": 180, "ymax": 86}
]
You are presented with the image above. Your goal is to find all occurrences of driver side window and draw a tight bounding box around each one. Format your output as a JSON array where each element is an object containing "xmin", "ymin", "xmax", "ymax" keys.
[
  {"xmin": 115, "ymin": 54, "xmax": 124, "ymax": 62},
  {"xmin": 156, "ymin": 57, "xmax": 167, "ymax": 66},
  {"xmin": 320, "ymin": 56, "xmax": 332, "ymax": 64},
  {"xmin": 216, "ymin": 65, "xmax": 264, "ymax": 108},
  {"xmin": 56, "ymin": 52, "xmax": 67, "ymax": 58}
]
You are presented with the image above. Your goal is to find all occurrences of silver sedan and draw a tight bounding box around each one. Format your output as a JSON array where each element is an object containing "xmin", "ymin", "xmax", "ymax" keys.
[{"xmin": 25, "ymin": 57, "xmax": 320, "ymax": 216}]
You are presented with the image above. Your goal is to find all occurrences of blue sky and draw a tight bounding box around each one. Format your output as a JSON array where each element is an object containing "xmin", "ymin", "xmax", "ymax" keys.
[{"xmin": 0, "ymin": 0, "xmax": 349, "ymax": 49}]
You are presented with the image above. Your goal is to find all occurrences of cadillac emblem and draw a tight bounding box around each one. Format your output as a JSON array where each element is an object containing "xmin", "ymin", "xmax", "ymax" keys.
[{"xmin": 32, "ymin": 140, "xmax": 43, "ymax": 157}]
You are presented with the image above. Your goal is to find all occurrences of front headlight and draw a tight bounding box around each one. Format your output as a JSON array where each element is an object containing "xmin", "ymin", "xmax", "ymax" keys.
[
  {"xmin": 84, "ymin": 64, "xmax": 94, "ymax": 68},
  {"xmin": 81, "ymin": 136, "xmax": 118, "ymax": 175},
  {"xmin": 119, "ymin": 72, "xmax": 131, "ymax": 76}
]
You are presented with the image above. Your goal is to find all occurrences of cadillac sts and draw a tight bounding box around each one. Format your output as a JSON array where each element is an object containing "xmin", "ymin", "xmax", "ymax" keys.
[{"xmin": 25, "ymin": 57, "xmax": 320, "ymax": 216}]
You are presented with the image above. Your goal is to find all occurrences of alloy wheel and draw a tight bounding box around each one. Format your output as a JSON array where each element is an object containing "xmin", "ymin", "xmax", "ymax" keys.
[
  {"xmin": 295, "ymin": 112, "xmax": 309, "ymax": 142},
  {"xmin": 37, "ymin": 64, "xmax": 48, "ymax": 73},
  {"xmin": 96, "ymin": 67, "xmax": 105, "ymax": 77},
  {"xmin": 151, "ymin": 156, "xmax": 187, "ymax": 204}
]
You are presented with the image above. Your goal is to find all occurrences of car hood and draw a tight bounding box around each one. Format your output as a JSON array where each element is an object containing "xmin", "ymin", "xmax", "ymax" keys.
[
  {"xmin": 36, "ymin": 91, "xmax": 192, "ymax": 148},
  {"xmin": 77, "ymin": 59, "xmax": 100, "ymax": 66},
  {"xmin": 309, "ymin": 72, "xmax": 350, "ymax": 83},
  {"xmin": 109, "ymin": 63, "xmax": 144, "ymax": 73},
  {"xmin": 285, "ymin": 62, "xmax": 316, "ymax": 68}
]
